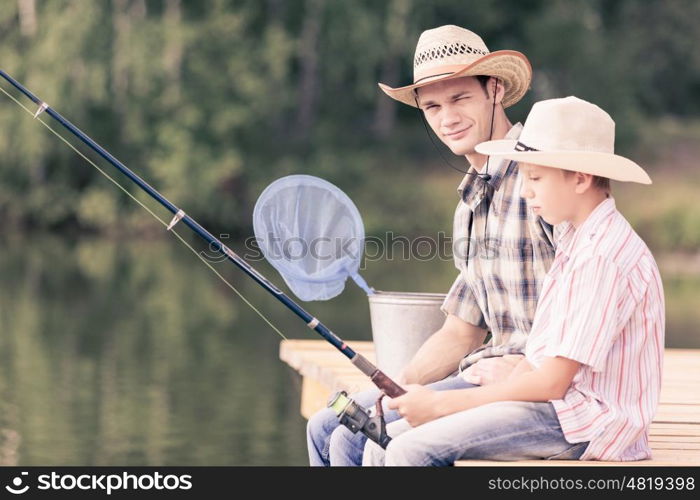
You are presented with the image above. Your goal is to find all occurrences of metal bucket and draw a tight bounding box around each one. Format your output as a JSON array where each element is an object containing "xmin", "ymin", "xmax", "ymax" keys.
[{"xmin": 368, "ymin": 291, "xmax": 447, "ymax": 378}]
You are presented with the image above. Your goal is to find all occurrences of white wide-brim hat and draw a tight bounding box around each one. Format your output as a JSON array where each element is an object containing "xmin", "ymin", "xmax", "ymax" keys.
[
  {"xmin": 475, "ymin": 96, "xmax": 651, "ymax": 184},
  {"xmin": 378, "ymin": 25, "xmax": 532, "ymax": 108}
]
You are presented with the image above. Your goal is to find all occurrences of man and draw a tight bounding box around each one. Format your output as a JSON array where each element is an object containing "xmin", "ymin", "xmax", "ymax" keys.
[{"xmin": 307, "ymin": 25, "xmax": 555, "ymax": 466}]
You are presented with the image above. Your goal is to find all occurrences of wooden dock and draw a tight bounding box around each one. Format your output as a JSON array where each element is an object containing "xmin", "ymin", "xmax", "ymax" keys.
[{"xmin": 280, "ymin": 339, "xmax": 700, "ymax": 466}]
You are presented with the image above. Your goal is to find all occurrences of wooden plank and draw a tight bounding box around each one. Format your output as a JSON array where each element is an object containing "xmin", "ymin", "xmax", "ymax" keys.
[
  {"xmin": 654, "ymin": 405, "xmax": 700, "ymax": 423},
  {"xmin": 456, "ymin": 448, "xmax": 700, "ymax": 466},
  {"xmin": 301, "ymin": 377, "xmax": 332, "ymax": 420},
  {"xmin": 650, "ymin": 423, "xmax": 700, "ymax": 436},
  {"xmin": 280, "ymin": 340, "xmax": 700, "ymax": 466},
  {"xmin": 650, "ymin": 429, "xmax": 700, "ymax": 437},
  {"xmin": 648, "ymin": 436, "xmax": 700, "ymax": 443}
]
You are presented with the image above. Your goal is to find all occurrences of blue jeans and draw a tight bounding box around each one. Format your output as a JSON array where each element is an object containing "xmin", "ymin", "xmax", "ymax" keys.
[
  {"xmin": 363, "ymin": 399, "xmax": 589, "ymax": 466},
  {"xmin": 306, "ymin": 376, "xmax": 474, "ymax": 466}
]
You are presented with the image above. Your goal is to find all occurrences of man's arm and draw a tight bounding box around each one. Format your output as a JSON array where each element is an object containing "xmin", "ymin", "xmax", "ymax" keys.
[{"xmin": 398, "ymin": 314, "xmax": 487, "ymax": 385}]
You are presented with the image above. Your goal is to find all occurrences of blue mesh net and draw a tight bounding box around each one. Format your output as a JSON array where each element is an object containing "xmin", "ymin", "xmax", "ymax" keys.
[{"xmin": 253, "ymin": 175, "xmax": 374, "ymax": 301}]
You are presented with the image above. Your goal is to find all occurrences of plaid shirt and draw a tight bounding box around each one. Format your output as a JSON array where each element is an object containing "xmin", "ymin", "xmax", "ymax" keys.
[{"xmin": 440, "ymin": 124, "xmax": 556, "ymax": 369}]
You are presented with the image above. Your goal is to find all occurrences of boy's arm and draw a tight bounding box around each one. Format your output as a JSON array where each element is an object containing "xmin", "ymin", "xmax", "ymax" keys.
[
  {"xmin": 506, "ymin": 357, "xmax": 535, "ymax": 380},
  {"xmin": 389, "ymin": 356, "xmax": 581, "ymax": 427},
  {"xmin": 440, "ymin": 356, "xmax": 580, "ymax": 411}
]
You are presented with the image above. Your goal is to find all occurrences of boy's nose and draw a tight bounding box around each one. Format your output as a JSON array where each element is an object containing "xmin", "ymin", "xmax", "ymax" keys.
[{"xmin": 520, "ymin": 185, "xmax": 533, "ymax": 199}]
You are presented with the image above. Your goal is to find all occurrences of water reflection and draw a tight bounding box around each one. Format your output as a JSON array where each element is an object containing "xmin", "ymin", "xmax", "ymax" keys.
[
  {"xmin": 0, "ymin": 234, "xmax": 311, "ymax": 465},
  {"xmin": 0, "ymin": 234, "xmax": 697, "ymax": 465}
]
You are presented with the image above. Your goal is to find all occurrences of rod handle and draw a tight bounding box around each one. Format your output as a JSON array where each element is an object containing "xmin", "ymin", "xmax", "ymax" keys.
[
  {"xmin": 370, "ymin": 370, "xmax": 406, "ymax": 398},
  {"xmin": 351, "ymin": 353, "xmax": 406, "ymax": 397}
]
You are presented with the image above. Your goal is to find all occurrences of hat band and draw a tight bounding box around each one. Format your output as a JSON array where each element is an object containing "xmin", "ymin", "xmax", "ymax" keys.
[
  {"xmin": 514, "ymin": 141, "xmax": 539, "ymax": 152},
  {"xmin": 413, "ymin": 64, "xmax": 474, "ymax": 84},
  {"xmin": 413, "ymin": 71, "xmax": 455, "ymax": 84}
]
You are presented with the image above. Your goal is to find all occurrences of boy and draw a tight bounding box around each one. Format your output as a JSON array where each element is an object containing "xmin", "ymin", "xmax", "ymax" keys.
[{"xmin": 363, "ymin": 96, "xmax": 664, "ymax": 465}]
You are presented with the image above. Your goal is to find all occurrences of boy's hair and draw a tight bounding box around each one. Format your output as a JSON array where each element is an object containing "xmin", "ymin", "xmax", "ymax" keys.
[
  {"xmin": 563, "ymin": 170, "xmax": 612, "ymax": 193},
  {"xmin": 592, "ymin": 175, "xmax": 611, "ymax": 193}
]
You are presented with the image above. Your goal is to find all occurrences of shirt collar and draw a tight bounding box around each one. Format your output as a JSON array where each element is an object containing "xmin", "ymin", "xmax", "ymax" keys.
[
  {"xmin": 457, "ymin": 123, "xmax": 523, "ymax": 202},
  {"xmin": 556, "ymin": 197, "xmax": 617, "ymax": 258}
]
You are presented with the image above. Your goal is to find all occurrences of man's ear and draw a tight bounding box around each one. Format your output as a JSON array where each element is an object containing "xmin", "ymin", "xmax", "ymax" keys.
[
  {"xmin": 573, "ymin": 172, "xmax": 594, "ymax": 194},
  {"xmin": 491, "ymin": 77, "xmax": 506, "ymax": 105}
]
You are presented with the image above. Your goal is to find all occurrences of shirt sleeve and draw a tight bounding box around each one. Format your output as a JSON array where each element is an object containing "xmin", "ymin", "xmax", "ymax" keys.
[
  {"xmin": 441, "ymin": 273, "xmax": 487, "ymax": 330},
  {"xmin": 543, "ymin": 256, "xmax": 624, "ymax": 372}
]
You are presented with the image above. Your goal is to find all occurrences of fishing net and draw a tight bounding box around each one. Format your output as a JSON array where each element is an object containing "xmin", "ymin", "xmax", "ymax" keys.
[{"xmin": 253, "ymin": 175, "xmax": 374, "ymax": 301}]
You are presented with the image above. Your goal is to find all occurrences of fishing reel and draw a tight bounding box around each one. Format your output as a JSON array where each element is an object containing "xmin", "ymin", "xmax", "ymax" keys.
[{"xmin": 327, "ymin": 391, "xmax": 391, "ymax": 449}]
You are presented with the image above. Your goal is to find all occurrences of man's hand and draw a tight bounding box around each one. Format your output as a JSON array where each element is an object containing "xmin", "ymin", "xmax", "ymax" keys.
[
  {"xmin": 386, "ymin": 385, "xmax": 442, "ymax": 427},
  {"xmin": 461, "ymin": 354, "xmax": 524, "ymax": 385}
]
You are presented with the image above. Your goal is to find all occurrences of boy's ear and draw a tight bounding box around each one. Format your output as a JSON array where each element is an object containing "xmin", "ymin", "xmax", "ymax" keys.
[{"xmin": 573, "ymin": 172, "xmax": 594, "ymax": 194}]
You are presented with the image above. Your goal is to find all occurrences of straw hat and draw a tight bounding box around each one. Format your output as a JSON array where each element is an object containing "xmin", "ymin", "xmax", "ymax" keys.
[
  {"xmin": 475, "ymin": 96, "xmax": 651, "ymax": 184},
  {"xmin": 378, "ymin": 25, "xmax": 532, "ymax": 108}
]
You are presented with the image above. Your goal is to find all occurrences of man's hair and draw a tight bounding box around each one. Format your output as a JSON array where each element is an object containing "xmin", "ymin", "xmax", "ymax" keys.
[
  {"xmin": 476, "ymin": 75, "xmax": 491, "ymax": 98},
  {"xmin": 414, "ymin": 75, "xmax": 493, "ymax": 103}
]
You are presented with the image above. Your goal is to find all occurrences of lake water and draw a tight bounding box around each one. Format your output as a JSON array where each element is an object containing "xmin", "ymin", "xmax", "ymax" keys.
[{"xmin": 0, "ymin": 233, "xmax": 698, "ymax": 465}]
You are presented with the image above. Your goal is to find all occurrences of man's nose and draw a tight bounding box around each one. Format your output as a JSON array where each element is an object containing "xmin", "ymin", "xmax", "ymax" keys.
[{"xmin": 440, "ymin": 105, "xmax": 461, "ymax": 128}]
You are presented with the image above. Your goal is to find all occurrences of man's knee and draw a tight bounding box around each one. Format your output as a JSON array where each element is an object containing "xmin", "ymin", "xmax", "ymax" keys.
[
  {"xmin": 327, "ymin": 424, "xmax": 368, "ymax": 466},
  {"xmin": 328, "ymin": 424, "xmax": 361, "ymax": 450},
  {"xmin": 307, "ymin": 408, "xmax": 338, "ymax": 440},
  {"xmin": 306, "ymin": 408, "xmax": 341, "ymax": 466}
]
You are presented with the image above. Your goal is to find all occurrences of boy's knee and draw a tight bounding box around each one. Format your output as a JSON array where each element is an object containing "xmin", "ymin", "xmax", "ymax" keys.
[
  {"xmin": 362, "ymin": 439, "xmax": 385, "ymax": 466},
  {"xmin": 363, "ymin": 434, "xmax": 424, "ymax": 467},
  {"xmin": 383, "ymin": 434, "xmax": 434, "ymax": 466}
]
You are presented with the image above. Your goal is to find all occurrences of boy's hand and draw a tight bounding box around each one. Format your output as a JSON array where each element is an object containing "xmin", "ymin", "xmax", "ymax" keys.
[
  {"xmin": 387, "ymin": 385, "xmax": 442, "ymax": 427},
  {"xmin": 462, "ymin": 354, "xmax": 523, "ymax": 385}
]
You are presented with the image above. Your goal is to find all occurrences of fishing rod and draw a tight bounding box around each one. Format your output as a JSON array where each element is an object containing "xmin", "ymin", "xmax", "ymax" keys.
[{"xmin": 0, "ymin": 70, "xmax": 405, "ymax": 444}]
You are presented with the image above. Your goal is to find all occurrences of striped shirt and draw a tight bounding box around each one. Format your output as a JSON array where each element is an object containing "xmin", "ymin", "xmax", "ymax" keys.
[
  {"xmin": 525, "ymin": 198, "xmax": 665, "ymax": 461},
  {"xmin": 441, "ymin": 124, "xmax": 556, "ymax": 367}
]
